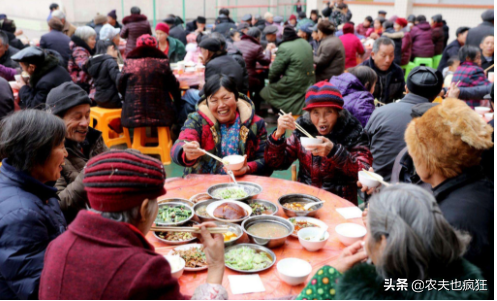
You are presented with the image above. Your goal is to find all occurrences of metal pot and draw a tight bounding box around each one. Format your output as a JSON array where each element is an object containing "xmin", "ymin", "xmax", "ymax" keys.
[
  {"xmin": 241, "ymin": 215, "xmax": 294, "ymax": 249},
  {"xmin": 278, "ymin": 194, "xmax": 323, "ymax": 217}
]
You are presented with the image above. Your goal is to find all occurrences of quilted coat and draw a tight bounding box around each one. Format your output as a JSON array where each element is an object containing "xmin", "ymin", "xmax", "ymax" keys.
[
  {"xmin": 118, "ymin": 46, "xmax": 181, "ymax": 128},
  {"xmin": 410, "ymin": 21, "xmax": 435, "ymax": 59},
  {"xmin": 234, "ymin": 35, "xmax": 271, "ymax": 89},
  {"xmin": 120, "ymin": 14, "xmax": 152, "ymax": 55},
  {"xmin": 172, "ymin": 94, "xmax": 272, "ymax": 177},
  {"xmin": 432, "ymin": 24, "xmax": 445, "ymax": 55},
  {"xmin": 264, "ymin": 111, "xmax": 372, "ymax": 204},
  {"xmin": 400, "ymin": 31, "xmax": 412, "ymax": 66}
]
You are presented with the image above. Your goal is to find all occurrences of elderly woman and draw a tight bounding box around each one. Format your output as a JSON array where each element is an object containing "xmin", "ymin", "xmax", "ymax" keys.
[
  {"xmin": 297, "ymin": 184, "xmax": 487, "ymax": 299},
  {"xmin": 69, "ymin": 26, "xmax": 96, "ymax": 92},
  {"xmin": 98, "ymin": 23, "xmax": 124, "ymax": 64},
  {"xmin": 314, "ymin": 19, "xmax": 345, "ymax": 82},
  {"xmin": 155, "ymin": 22, "xmax": 186, "ymax": 64},
  {"xmin": 405, "ymin": 98, "xmax": 494, "ymax": 294},
  {"xmin": 39, "ymin": 150, "xmax": 228, "ymax": 299},
  {"xmin": 172, "ymin": 74, "xmax": 272, "ymax": 177},
  {"xmin": 0, "ymin": 110, "xmax": 68, "ymax": 299},
  {"xmin": 265, "ymin": 82, "xmax": 372, "ymax": 204}
]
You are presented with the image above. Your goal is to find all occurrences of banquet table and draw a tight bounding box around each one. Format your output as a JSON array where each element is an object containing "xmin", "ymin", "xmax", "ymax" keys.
[
  {"xmin": 174, "ymin": 71, "xmax": 204, "ymax": 88},
  {"xmin": 146, "ymin": 174, "xmax": 364, "ymax": 299}
]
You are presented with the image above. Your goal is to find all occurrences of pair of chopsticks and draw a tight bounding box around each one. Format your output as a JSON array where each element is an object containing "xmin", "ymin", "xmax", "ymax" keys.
[
  {"xmin": 485, "ymin": 64, "xmax": 494, "ymax": 73},
  {"xmin": 151, "ymin": 226, "xmax": 229, "ymax": 234},
  {"xmin": 184, "ymin": 141, "xmax": 227, "ymax": 165},
  {"xmin": 362, "ymin": 169, "xmax": 390, "ymax": 187},
  {"xmin": 278, "ymin": 109, "xmax": 316, "ymax": 139}
]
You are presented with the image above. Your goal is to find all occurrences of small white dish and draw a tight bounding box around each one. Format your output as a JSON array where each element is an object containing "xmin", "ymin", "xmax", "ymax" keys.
[
  {"xmin": 206, "ymin": 200, "xmax": 253, "ymax": 223},
  {"xmin": 277, "ymin": 258, "xmax": 312, "ymax": 286},
  {"xmin": 223, "ymin": 154, "xmax": 245, "ymax": 171},
  {"xmin": 358, "ymin": 170, "xmax": 383, "ymax": 188},
  {"xmin": 164, "ymin": 255, "xmax": 185, "ymax": 278},
  {"xmin": 335, "ymin": 223, "xmax": 367, "ymax": 246},
  {"xmin": 485, "ymin": 113, "xmax": 494, "ymax": 121},
  {"xmin": 475, "ymin": 106, "xmax": 491, "ymax": 115},
  {"xmin": 300, "ymin": 137, "xmax": 323, "ymax": 150},
  {"xmin": 298, "ymin": 227, "xmax": 329, "ymax": 252},
  {"xmin": 168, "ymin": 243, "xmax": 207, "ymax": 272},
  {"xmin": 287, "ymin": 216, "xmax": 328, "ymax": 238}
]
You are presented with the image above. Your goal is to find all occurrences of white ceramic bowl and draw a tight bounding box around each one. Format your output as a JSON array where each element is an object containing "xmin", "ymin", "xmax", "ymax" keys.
[
  {"xmin": 298, "ymin": 227, "xmax": 329, "ymax": 252},
  {"xmin": 475, "ymin": 107, "xmax": 491, "ymax": 115},
  {"xmin": 358, "ymin": 171, "xmax": 383, "ymax": 188},
  {"xmin": 222, "ymin": 155, "xmax": 245, "ymax": 171},
  {"xmin": 206, "ymin": 200, "xmax": 253, "ymax": 223},
  {"xmin": 164, "ymin": 255, "xmax": 186, "ymax": 278},
  {"xmin": 485, "ymin": 113, "xmax": 494, "ymax": 121},
  {"xmin": 300, "ymin": 137, "xmax": 323, "ymax": 150},
  {"xmin": 277, "ymin": 258, "xmax": 312, "ymax": 286},
  {"xmin": 335, "ymin": 223, "xmax": 367, "ymax": 246}
]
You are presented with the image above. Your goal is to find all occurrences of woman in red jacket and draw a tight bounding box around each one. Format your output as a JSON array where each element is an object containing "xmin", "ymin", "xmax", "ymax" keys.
[{"xmin": 339, "ymin": 23, "xmax": 365, "ymax": 69}]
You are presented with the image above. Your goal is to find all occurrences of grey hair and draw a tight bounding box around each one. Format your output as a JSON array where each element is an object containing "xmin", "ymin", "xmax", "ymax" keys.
[
  {"xmin": 372, "ymin": 36, "xmax": 395, "ymax": 53},
  {"xmin": 51, "ymin": 10, "xmax": 66, "ymax": 19},
  {"xmin": 90, "ymin": 198, "xmax": 157, "ymax": 226},
  {"xmin": 367, "ymin": 184, "xmax": 471, "ymax": 281},
  {"xmin": 246, "ymin": 27, "xmax": 261, "ymax": 39},
  {"xmin": 74, "ymin": 26, "xmax": 97, "ymax": 43}
]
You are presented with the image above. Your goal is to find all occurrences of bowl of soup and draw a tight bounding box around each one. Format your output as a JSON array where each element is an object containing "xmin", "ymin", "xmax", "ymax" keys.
[
  {"xmin": 278, "ymin": 194, "xmax": 324, "ymax": 217},
  {"xmin": 335, "ymin": 223, "xmax": 367, "ymax": 246},
  {"xmin": 241, "ymin": 216, "xmax": 294, "ymax": 248}
]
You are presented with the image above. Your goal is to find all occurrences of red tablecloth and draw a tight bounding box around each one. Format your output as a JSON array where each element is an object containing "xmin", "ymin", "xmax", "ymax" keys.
[
  {"xmin": 146, "ymin": 174, "xmax": 364, "ymax": 299},
  {"xmin": 174, "ymin": 72, "xmax": 204, "ymax": 88}
]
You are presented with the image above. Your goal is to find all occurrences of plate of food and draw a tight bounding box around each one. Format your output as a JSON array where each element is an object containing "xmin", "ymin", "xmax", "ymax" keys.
[
  {"xmin": 206, "ymin": 200, "xmax": 252, "ymax": 223},
  {"xmin": 207, "ymin": 182, "xmax": 262, "ymax": 202},
  {"xmin": 288, "ymin": 216, "xmax": 328, "ymax": 238},
  {"xmin": 153, "ymin": 221, "xmax": 199, "ymax": 245},
  {"xmin": 224, "ymin": 244, "xmax": 276, "ymax": 273},
  {"xmin": 247, "ymin": 199, "xmax": 278, "ymax": 216},
  {"xmin": 155, "ymin": 202, "xmax": 194, "ymax": 226},
  {"xmin": 189, "ymin": 192, "xmax": 216, "ymax": 204},
  {"xmin": 158, "ymin": 197, "xmax": 195, "ymax": 208},
  {"xmin": 169, "ymin": 243, "xmax": 208, "ymax": 271},
  {"xmin": 212, "ymin": 221, "xmax": 243, "ymax": 247},
  {"xmin": 193, "ymin": 199, "xmax": 218, "ymax": 222},
  {"xmin": 278, "ymin": 194, "xmax": 324, "ymax": 217}
]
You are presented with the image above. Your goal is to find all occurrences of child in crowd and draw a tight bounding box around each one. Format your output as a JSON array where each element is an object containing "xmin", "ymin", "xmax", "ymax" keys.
[{"xmin": 443, "ymin": 56, "xmax": 460, "ymax": 87}]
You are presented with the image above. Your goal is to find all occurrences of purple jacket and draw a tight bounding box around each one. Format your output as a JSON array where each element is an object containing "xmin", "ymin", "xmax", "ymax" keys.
[
  {"xmin": 410, "ymin": 21, "xmax": 434, "ymax": 59},
  {"xmin": 0, "ymin": 64, "xmax": 16, "ymax": 81},
  {"xmin": 329, "ymin": 72, "xmax": 375, "ymax": 127}
]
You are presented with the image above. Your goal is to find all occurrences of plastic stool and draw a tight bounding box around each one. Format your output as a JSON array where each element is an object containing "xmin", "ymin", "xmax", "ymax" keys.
[
  {"xmin": 401, "ymin": 62, "xmax": 417, "ymax": 81},
  {"xmin": 90, "ymin": 107, "xmax": 131, "ymax": 148},
  {"xmin": 432, "ymin": 54, "xmax": 442, "ymax": 69},
  {"xmin": 413, "ymin": 57, "xmax": 434, "ymax": 69},
  {"xmin": 127, "ymin": 127, "xmax": 172, "ymax": 165}
]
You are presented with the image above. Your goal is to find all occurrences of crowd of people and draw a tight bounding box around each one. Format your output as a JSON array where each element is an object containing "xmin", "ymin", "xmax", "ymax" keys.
[{"xmin": 0, "ymin": 1, "xmax": 494, "ymax": 300}]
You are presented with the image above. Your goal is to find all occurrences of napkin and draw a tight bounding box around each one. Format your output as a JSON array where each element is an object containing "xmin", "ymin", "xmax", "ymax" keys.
[
  {"xmin": 336, "ymin": 207, "xmax": 363, "ymax": 219},
  {"xmin": 228, "ymin": 275, "xmax": 265, "ymax": 295}
]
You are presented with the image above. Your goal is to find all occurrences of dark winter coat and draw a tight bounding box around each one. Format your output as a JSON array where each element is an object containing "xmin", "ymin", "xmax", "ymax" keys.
[
  {"xmin": 121, "ymin": 14, "xmax": 152, "ymax": 55},
  {"xmin": 0, "ymin": 77, "xmax": 14, "ymax": 120},
  {"xmin": 86, "ymin": 54, "xmax": 122, "ymax": 108},
  {"xmin": 400, "ymin": 31, "xmax": 412, "ymax": 66},
  {"xmin": 55, "ymin": 127, "xmax": 107, "ymax": 224},
  {"xmin": 442, "ymin": 21, "xmax": 449, "ymax": 49},
  {"xmin": 204, "ymin": 52, "xmax": 245, "ymax": 94},
  {"xmin": 410, "ymin": 21, "xmax": 435, "ymax": 59},
  {"xmin": 381, "ymin": 28, "xmax": 403, "ymax": 66},
  {"xmin": 68, "ymin": 35, "xmax": 94, "ymax": 92},
  {"xmin": 360, "ymin": 56, "xmax": 405, "ymax": 104},
  {"xmin": 39, "ymin": 211, "xmax": 184, "ymax": 300},
  {"xmin": 234, "ymin": 35, "xmax": 271, "ymax": 89},
  {"xmin": 466, "ymin": 21, "xmax": 494, "ymax": 48},
  {"xmin": 118, "ymin": 46, "xmax": 181, "ymax": 128},
  {"xmin": 437, "ymin": 39, "xmax": 461, "ymax": 72},
  {"xmin": 329, "ymin": 73, "xmax": 375, "ymax": 127},
  {"xmin": 172, "ymin": 95, "xmax": 272, "ymax": 177},
  {"xmin": 0, "ymin": 159, "xmax": 67, "ymax": 300},
  {"xmin": 365, "ymin": 93, "xmax": 429, "ymax": 181},
  {"xmin": 314, "ymin": 35, "xmax": 345, "ymax": 82},
  {"xmin": 213, "ymin": 17, "xmax": 236, "ymax": 35},
  {"xmin": 390, "ymin": 146, "xmax": 432, "ymax": 192},
  {"xmin": 225, "ymin": 42, "xmax": 249, "ymax": 94},
  {"xmin": 432, "ymin": 24, "xmax": 445, "ymax": 55},
  {"xmin": 0, "ymin": 47, "xmax": 19, "ymax": 69},
  {"xmin": 433, "ymin": 166, "xmax": 494, "ymax": 295},
  {"xmin": 265, "ymin": 111, "xmax": 372, "ymax": 204},
  {"xmin": 322, "ymin": 2, "xmax": 352, "ymax": 22},
  {"xmin": 18, "ymin": 53, "xmax": 72, "ymax": 109},
  {"xmin": 40, "ymin": 29, "xmax": 71, "ymax": 67},
  {"xmin": 185, "ymin": 20, "xmax": 197, "ymax": 35},
  {"xmin": 169, "ymin": 24, "xmax": 187, "ymax": 46}
]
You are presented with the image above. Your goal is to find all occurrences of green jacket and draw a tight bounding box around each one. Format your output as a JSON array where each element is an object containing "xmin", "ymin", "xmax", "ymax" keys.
[
  {"xmin": 167, "ymin": 36, "xmax": 186, "ymax": 63},
  {"xmin": 260, "ymin": 38, "xmax": 315, "ymax": 115}
]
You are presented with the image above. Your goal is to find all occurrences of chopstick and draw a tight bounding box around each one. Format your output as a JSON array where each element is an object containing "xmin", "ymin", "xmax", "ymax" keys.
[
  {"xmin": 361, "ymin": 169, "xmax": 391, "ymax": 187},
  {"xmin": 151, "ymin": 226, "xmax": 229, "ymax": 234},
  {"xmin": 279, "ymin": 110, "xmax": 316, "ymax": 139},
  {"xmin": 456, "ymin": 80, "xmax": 461, "ymax": 87},
  {"xmin": 484, "ymin": 64, "xmax": 494, "ymax": 73},
  {"xmin": 184, "ymin": 141, "xmax": 226, "ymax": 165}
]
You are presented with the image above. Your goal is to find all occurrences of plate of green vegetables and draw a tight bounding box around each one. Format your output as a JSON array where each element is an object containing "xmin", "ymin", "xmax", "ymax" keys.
[
  {"xmin": 224, "ymin": 244, "xmax": 276, "ymax": 273},
  {"xmin": 154, "ymin": 202, "xmax": 194, "ymax": 226}
]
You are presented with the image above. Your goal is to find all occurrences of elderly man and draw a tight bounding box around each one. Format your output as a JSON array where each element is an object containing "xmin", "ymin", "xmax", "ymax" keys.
[
  {"xmin": 0, "ymin": 31, "xmax": 18, "ymax": 69},
  {"xmin": 186, "ymin": 16, "xmax": 206, "ymax": 35},
  {"xmin": 51, "ymin": 10, "xmax": 76, "ymax": 38},
  {"xmin": 40, "ymin": 17, "xmax": 71, "ymax": 67},
  {"xmin": 45, "ymin": 82, "xmax": 107, "ymax": 224},
  {"xmin": 360, "ymin": 37, "xmax": 405, "ymax": 104},
  {"xmin": 365, "ymin": 66, "xmax": 443, "ymax": 181},
  {"xmin": 466, "ymin": 9, "xmax": 494, "ymax": 47}
]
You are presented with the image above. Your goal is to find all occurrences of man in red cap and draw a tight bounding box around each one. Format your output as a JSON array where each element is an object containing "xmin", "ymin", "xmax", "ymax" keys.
[{"xmin": 39, "ymin": 150, "xmax": 228, "ymax": 299}]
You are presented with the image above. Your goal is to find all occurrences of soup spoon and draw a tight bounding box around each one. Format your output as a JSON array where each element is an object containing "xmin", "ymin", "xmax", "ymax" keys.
[{"xmin": 303, "ymin": 201, "xmax": 325, "ymax": 210}]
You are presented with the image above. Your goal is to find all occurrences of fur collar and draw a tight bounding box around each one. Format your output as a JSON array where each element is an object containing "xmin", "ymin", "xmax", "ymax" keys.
[
  {"xmin": 197, "ymin": 93, "xmax": 254, "ymax": 126},
  {"xmin": 30, "ymin": 54, "xmax": 59, "ymax": 87},
  {"xmin": 126, "ymin": 46, "xmax": 168, "ymax": 60},
  {"xmin": 122, "ymin": 14, "xmax": 148, "ymax": 25},
  {"xmin": 71, "ymin": 35, "xmax": 94, "ymax": 55}
]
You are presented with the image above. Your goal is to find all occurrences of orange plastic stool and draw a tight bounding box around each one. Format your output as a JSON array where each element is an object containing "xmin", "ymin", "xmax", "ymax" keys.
[
  {"xmin": 127, "ymin": 127, "xmax": 172, "ymax": 165},
  {"xmin": 90, "ymin": 107, "xmax": 131, "ymax": 148}
]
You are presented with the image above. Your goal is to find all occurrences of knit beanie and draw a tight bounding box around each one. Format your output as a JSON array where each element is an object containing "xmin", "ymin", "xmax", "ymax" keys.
[
  {"xmin": 136, "ymin": 34, "xmax": 157, "ymax": 48},
  {"xmin": 289, "ymin": 14, "xmax": 297, "ymax": 21},
  {"xmin": 83, "ymin": 150, "xmax": 166, "ymax": 212},
  {"xmin": 155, "ymin": 22, "xmax": 170, "ymax": 35},
  {"xmin": 303, "ymin": 81, "xmax": 344, "ymax": 111},
  {"xmin": 107, "ymin": 9, "xmax": 117, "ymax": 20},
  {"xmin": 406, "ymin": 66, "xmax": 443, "ymax": 100},
  {"xmin": 342, "ymin": 23, "xmax": 354, "ymax": 34},
  {"xmin": 395, "ymin": 18, "xmax": 408, "ymax": 28},
  {"xmin": 46, "ymin": 82, "xmax": 91, "ymax": 117}
]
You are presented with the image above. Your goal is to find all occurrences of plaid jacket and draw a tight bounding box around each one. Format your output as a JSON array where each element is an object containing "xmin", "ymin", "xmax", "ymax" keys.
[
  {"xmin": 68, "ymin": 43, "xmax": 92, "ymax": 92},
  {"xmin": 452, "ymin": 61, "xmax": 490, "ymax": 107}
]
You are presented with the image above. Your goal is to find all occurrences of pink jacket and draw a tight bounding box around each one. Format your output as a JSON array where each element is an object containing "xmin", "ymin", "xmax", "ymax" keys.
[{"xmin": 184, "ymin": 43, "xmax": 202, "ymax": 63}]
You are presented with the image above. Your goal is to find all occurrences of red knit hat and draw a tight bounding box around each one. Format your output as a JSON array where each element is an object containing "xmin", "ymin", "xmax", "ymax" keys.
[
  {"xmin": 342, "ymin": 22, "xmax": 354, "ymax": 34},
  {"xmin": 83, "ymin": 150, "xmax": 166, "ymax": 212},
  {"xmin": 155, "ymin": 22, "xmax": 170, "ymax": 35},
  {"xmin": 395, "ymin": 18, "xmax": 408, "ymax": 28},
  {"xmin": 136, "ymin": 34, "xmax": 157, "ymax": 48},
  {"xmin": 289, "ymin": 14, "xmax": 297, "ymax": 21},
  {"xmin": 303, "ymin": 81, "xmax": 344, "ymax": 111}
]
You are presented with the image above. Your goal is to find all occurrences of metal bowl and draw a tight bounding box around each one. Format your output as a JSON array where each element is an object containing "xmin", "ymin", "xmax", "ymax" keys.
[
  {"xmin": 241, "ymin": 216, "xmax": 294, "ymax": 249},
  {"xmin": 207, "ymin": 182, "xmax": 263, "ymax": 202},
  {"xmin": 213, "ymin": 221, "xmax": 243, "ymax": 247},
  {"xmin": 224, "ymin": 243, "xmax": 276, "ymax": 273},
  {"xmin": 193, "ymin": 199, "xmax": 218, "ymax": 222},
  {"xmin": 189, "ymin": 192, "xmax": 217, "ymax": 204},
  {"xmin": 153, "ymin": 221, "xmax": 199, "ymax": 245},
  {"xmin": 247, "ymin": 199, "xmax": 278, "ymax": 216},
  {"xmin": 158, "ymin": 198, "xmax": 195, "ymax": 208},
  {"xmin": 155, "ymin": 202, "xmax": 194, "ymax": 226},
  {"xmin": 278, "ymin": 194, "xmax": 324, "ymax": 217}
]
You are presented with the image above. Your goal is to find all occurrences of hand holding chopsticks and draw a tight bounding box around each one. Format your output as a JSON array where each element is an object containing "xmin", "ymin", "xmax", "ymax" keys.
[
  {"xmin": 183, "ymin": 141, "xmax": 227, "ymax": 165},
  {"xmin": 278, "ymin": 109, "xmax": 316, "ymax": 139}
]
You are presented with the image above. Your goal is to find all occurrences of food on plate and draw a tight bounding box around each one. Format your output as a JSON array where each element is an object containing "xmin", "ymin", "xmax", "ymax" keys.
[
  {"xmin": 247, "ymin": 222, "xmax": 289, "ymax": 238},
  {"xmin": 155, "ymin": 205, "xmax": 192, "ymax": 224},
  {"xmin": 172, "ymin": 247, "xmax": 207, "ymax": 268},
  {"xmin": 156, "ymin": 231, "xmax": 194, "ymax": 242},
  {"xmin": 289, "ymin": 218, "xmax": 320, "ymax": 235},
  {"xmin": 223, "ymin": 231, "xmax": 238, "ymax": 242},
  {"xmin": 225, "ymin": 247, "xmax": 273, "ymax": 271},
  {"xmin": 249, "ymin": 203, "xmax": 273, "ymax": 216},
  {"xmin": 214, "ymin": 187, "xmax": 248, "ymax": 199},
  {"xmin": 191, "ymin": 193, "xmax": 212, "ymax": 204},
  {"xmin": 283, "ymin": 202, "xmax": 312, "ymax": 212},
  {"xmin": 196, "ymin": 206, "xmax": 208, "ymax": 217},
  {"xmin": 214, "ymin": 203, "xmax": 247, "ymax": 220}
]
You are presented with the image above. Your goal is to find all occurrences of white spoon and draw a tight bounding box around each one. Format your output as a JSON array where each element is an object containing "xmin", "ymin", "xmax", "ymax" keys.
[{"xmin": 304, "ymin": 201, "xmax": 325, "ymax": 210}]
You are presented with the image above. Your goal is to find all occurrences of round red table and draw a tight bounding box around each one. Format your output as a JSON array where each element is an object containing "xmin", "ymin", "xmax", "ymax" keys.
[{"xmin": 146, "ymin": 174, "xmax": 364, "ymax": 299}]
